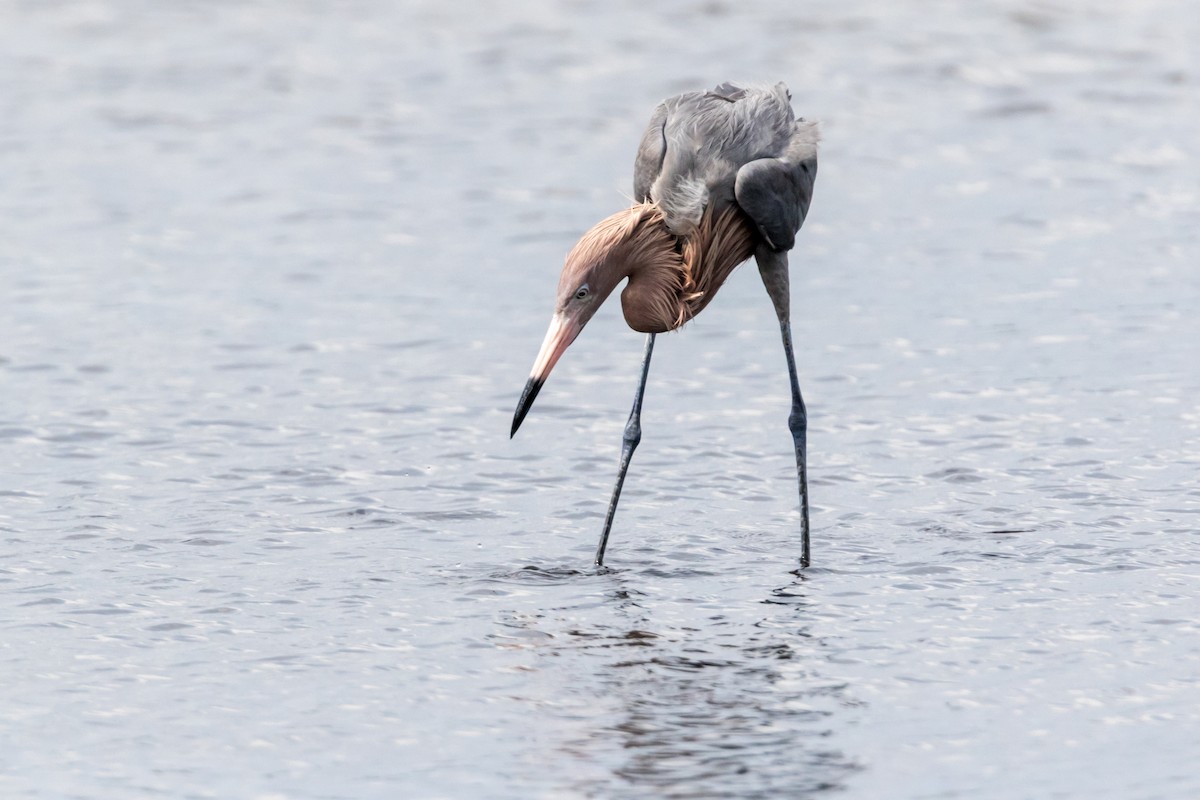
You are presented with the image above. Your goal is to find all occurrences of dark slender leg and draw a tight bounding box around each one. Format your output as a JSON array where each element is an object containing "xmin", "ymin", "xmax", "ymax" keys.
[
  {"xmin": 595, "ymin": 333, "xmax": 656, "ymax": 567},
  {"xmin": 757, "ymin": 247, "xmax": 811, "ymax": 568}
]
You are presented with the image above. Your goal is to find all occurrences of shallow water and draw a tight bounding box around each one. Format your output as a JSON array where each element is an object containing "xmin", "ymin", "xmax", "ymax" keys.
[{"xmin": 2, "ymin": 1, "xmax": 1198, "ymax": 798}]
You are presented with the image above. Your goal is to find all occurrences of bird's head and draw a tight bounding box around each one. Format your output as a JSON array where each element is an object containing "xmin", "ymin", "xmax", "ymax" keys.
[{"xmin": 510, "ymin": 204, "xmax": 670, "ymax": 437}]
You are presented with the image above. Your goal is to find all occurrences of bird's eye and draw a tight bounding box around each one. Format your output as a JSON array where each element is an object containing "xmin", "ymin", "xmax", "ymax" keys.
[{"xmin": 574, "ymin": 285, "xmax": 590, "ymax": 300}]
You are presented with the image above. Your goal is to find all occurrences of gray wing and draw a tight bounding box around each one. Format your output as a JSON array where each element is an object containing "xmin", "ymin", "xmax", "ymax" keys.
[
  {"xmin": 734, "ymin": 120, "xmax": 819, "ymax": 252},
  {"xmin": 633, "ymin": 102, "xmax": 668, "ymax": 202},
  {"xmin": 634, "ymin": 83, "xmax": 802, "ymax": 231}
]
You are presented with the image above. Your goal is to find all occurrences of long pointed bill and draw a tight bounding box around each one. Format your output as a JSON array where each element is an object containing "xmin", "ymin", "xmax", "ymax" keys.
[{"xmin": 511, "ymin": 312, "xmax": 582, "ymax": 438}]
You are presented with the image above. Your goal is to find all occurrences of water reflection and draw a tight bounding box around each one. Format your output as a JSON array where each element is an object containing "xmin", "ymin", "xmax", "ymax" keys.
[{"xmin": 488, "ymin": 566, "xmax": 861, "ymax": 796}]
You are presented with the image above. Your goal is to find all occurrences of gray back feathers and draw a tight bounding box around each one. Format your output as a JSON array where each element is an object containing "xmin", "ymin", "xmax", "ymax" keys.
[{"xmin": 632, "ymin": 81, "xmax": 819, "ymax": 249}]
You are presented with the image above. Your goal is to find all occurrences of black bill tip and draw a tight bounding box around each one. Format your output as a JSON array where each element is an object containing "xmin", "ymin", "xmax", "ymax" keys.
[{"xmin": 510, "ymin": 376, "xmax": 544, "ymax": 438}]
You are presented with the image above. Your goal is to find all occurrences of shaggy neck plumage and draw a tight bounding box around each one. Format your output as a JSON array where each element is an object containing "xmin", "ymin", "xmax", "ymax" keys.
[{"xmin": 568, "ymin": 202, "xmax": 758, "ymax": 334}]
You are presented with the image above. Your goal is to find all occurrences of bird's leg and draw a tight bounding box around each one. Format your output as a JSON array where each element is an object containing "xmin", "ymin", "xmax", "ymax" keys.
[
  {"xmin": 756, "ymin": 247, "xmax": 811, "ymax": 568},
  {"xmin": 595, "ymin": 333, "xmax": 656, "ymax": 567}
]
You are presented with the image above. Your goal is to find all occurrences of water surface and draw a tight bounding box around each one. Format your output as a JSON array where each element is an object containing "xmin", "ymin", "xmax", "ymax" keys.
[{"xmin": 2, "ymin": 1, "xmax": 1198, "ymax": 798}]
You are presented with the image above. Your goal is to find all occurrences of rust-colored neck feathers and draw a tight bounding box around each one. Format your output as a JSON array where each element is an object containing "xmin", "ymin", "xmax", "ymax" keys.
[{"xmin": 571, "ymin": 202, "xmax": 757, "ymax": 334}]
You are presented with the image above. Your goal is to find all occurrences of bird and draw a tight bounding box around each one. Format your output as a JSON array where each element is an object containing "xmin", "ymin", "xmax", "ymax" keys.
[{"xmin": 510, "ymin": 81, "xmax": 819, "ymax": 568}]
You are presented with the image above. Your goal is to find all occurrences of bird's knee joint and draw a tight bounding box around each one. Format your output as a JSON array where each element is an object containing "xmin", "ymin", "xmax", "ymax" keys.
[
  {"xmin": 788, "ymin": 409, "xmax": 807, "ymax": 436},
  {"xmin": 623, "ymin": 421, "xmax": 642, "ymax": 447}
]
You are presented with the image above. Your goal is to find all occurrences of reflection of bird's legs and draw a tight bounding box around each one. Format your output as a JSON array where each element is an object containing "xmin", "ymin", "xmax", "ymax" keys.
[
  {"xmin": 595, "ymin": 333, "xmax": 656, "ymax": 567},
  {"xmin": 757, "ymin": 247, "xmax": 811, "ymax": 568}
]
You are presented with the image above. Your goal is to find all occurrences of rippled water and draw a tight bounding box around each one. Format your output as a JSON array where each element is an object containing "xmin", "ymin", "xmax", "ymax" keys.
[{"xmin": 2, "ymin": 1, "xmax": 1198, "ymax": 798}]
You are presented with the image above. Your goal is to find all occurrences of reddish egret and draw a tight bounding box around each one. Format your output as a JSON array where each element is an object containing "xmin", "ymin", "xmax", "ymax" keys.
[{"xmin": 510, "ymin": 81, "xmax": 818, "ymax": 567}]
